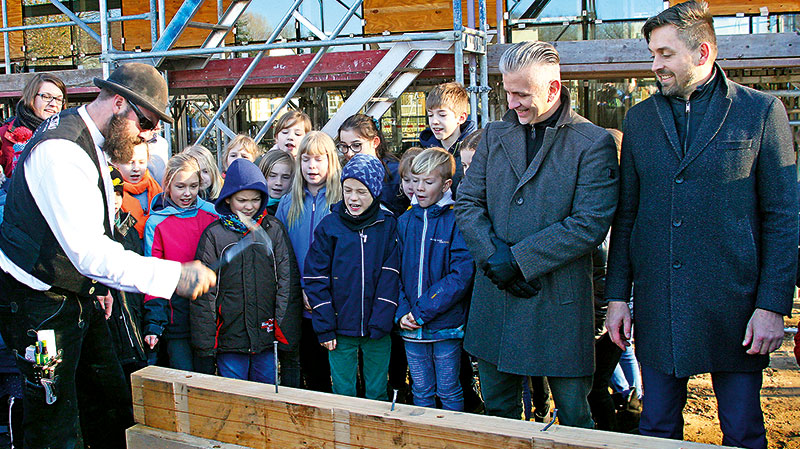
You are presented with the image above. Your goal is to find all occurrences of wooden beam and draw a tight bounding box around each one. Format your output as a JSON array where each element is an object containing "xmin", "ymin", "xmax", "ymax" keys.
[
  {"xmin": 0, "ymin": 68, "xmax": 102, "ymax": 98},
  {"xmin": 132, "ymin": 366, "xmax": 730, "ymax": 449},
  {"xmin": 364, "ymin": 0, "xmax": 501, "ymax": 34},
  {"xmin": 127, "ymin": 425, "xmax": 251, "ymax": 449},
  {"xmin": 670, "ymin": 0, "xmax": 800, "ymax": 15}
]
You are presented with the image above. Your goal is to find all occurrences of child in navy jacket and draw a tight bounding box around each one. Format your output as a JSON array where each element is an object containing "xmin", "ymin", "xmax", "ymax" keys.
[
  {"xmin": 396, "ymin": 148, "xmax": 474, "ymax": 411},
  {"xmin": 304, "ymin": 153, "xmax": 400, "ymax": 400}
]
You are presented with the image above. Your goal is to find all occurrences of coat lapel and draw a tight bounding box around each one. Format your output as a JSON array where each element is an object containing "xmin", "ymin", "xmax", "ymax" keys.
[
  {"xmin": 678, "ymin": 77, "xmax": 732, "ymax": 173},
  {"xmin": 517, "ymin": 126, "xmax": 555, "ymax": 190},
  {"xmin": 498, "ymin": 115, "xmax": 527, "ymax": 181},
  {"xmin": 653, "ymin": 95, "xmax": 683, "ymax": 162}
]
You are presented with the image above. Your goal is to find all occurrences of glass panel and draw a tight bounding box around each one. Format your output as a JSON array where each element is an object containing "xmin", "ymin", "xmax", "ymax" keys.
[
  {"xmin": 714, "ymin": 16, "xmax": 750, "ymax": 35},
  {"xmin": 595, "ymin": 0, "xmax": 664, "ymax": 21},
  {"xmin": 593, "ymin": 20, "xmax": 646, "ymax": 39},
  {"xmin": 536, "ymin": 0, "xmax": 581, "ymax": 20},
  {"xmin": 239, "ymin": 0, "xmax": 362, "ymax": 46}
]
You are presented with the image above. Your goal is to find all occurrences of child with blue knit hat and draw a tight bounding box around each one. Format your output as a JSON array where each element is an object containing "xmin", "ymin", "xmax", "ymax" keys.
[
  {"xmin": 192, "ymin": 158, "xmax": 302, "ymax": 384},
  {"xmin": 304, "ymin": 153, "xmax": 401, "ymax": 400}
]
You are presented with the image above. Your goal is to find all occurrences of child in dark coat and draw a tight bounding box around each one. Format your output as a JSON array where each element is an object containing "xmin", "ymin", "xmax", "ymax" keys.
[
  {"xmin": 304, "ymin": 153, "xmax": 400, "ymax": 400},
  {"xmin": 193, "ymin": 159, "xmax": 302, "ymax": 384}
]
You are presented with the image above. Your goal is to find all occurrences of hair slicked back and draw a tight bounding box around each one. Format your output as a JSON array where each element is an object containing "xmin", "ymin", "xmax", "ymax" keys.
[{"xmin": 499, "ymin": 41, "xmax": 560, "ymax": 75}]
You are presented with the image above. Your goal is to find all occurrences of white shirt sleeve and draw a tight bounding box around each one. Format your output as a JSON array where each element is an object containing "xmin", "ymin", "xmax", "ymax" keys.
[{"xmin": 24, "ymin": 138, "xmax": 181, "ymax": 299}]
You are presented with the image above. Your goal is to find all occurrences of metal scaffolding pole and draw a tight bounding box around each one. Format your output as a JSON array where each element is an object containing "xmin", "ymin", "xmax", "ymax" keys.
[
  {"xmin": 99, "ymin": 0, "xmax": 110, "ymax": 77},
  {"xmin": 0, "ymin": 12, "xmax": 148, "ymax": 34},
  {"xmin": 496, "ymin": 0, "xmax": 505, "ymax": 44},
  {"xmin": 453, "ymin": 0, "xmax": 464, "ymax": 85},
  {"xmin": 467, "ymin": 0, "xmax": 478, "ymax": 124},
  {"xmin": 2, "ymin": 0, "xmax": 10, "ymax": 74},
  {"xmin": 479, "ymin": 0, "xmax": 490, "ymax": 127},
  {"xmin": 157, "ymin": 0, "xmax": 166, "ymax": 35},
  {"xmin": 48, "ymin": 0, "xmax": 102, "ymax": 43},
  {"xmin": 194, "ymin": 0, "xmax": 304, "ymax": 145},
  {"xmin": 252, "ymin": 0, "xmax": 363, "ymax": 144},
  {"xmin": 108, "ymin": 31, "xmax": 454, "ymax": 61},
  {"xmin": 150, "ymin": 0, "xmax": 158, "ymax": 45}
]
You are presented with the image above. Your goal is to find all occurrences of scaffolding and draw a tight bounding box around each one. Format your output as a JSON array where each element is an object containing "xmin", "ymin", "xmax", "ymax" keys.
[{"xmin": 0, "ymin": 0, "xmax": 497, "ymax": 155}]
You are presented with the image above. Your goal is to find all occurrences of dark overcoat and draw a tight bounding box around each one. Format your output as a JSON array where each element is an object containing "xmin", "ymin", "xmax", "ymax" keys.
[
  {"xmin": 454, "ymin": 88, "xmax": 619, "ymax": 377},
  {"xmin": 605, "ymin": 67, "xmax": 798, "ymax": 378}
]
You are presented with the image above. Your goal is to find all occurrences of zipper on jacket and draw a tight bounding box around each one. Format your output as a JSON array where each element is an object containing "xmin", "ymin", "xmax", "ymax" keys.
[
  {"xmin": 120, "ymin": 299, "xmax": 136, "ymax": 349},
  {"xmin": 683, "ymin": 100, "xmax": 690, "ymax": 155},
  {"xmin": 359, "ymin": 229, "xmax": 366, "ymax": 336},
  {"xmin": 417, "ymin": 209, "xmax": 428, "ymax": 299},
  {"xmin": 309, "ymin": 194, "xmax": 317, "ymax": 245}
]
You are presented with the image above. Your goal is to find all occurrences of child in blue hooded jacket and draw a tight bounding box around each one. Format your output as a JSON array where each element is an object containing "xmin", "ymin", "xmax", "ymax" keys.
[
  {"xmin": 304, "ymin": 153, "xmax": 400, "ymax": 400},
  {"xmin": 396, "ymin": 148, "xmax": 474, "ymax": 411}
]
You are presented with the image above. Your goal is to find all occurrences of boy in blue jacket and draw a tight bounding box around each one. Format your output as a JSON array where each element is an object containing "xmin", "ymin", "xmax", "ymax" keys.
[
  {"xmin": 304, "ymin": 153, "xmax": 400, "ymax": 400},
  {"xmin": 396, "ymin": 148, "xmax": 474, "ymax": 411}
]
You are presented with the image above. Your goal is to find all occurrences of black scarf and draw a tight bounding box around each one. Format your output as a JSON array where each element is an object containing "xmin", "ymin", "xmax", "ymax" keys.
[
  {"xmin": 336, "ymin": 199, "xmax": 382, "ymax": 231},
  {"xmin": 14, "ymin": 101, "xmax": 44, "ymax": 132}
]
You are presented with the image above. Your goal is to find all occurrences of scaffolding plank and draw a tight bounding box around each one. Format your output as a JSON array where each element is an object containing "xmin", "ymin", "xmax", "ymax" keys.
[
  {"xmin": 671, "ymin": 0, "xmax": 800, "ymax": 14},
  {"xmin": 364, "ymin": 0, "xmax": 501, "ymax": 34},
  {"xmin": 121, "ymin": 0, "xmax": 234, "ymax": 51},
  {"xmin": 132, "ymin": 366, "xmax": 729, "ymax": 449},
  {"xmin": 127, "ymin": 424, "xmax": 251, "ymax": 449}
]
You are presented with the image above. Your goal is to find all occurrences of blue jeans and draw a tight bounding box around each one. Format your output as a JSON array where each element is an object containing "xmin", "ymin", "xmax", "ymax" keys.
[
  {"xmin": 217, "ymin": 352, "xmax": 276, "ymax": 384},
  {"xmin": 404, "ymin": 339, "xmax": 463, "ymax": 411},
  {"xmin": 610, "ymin": 344, "xmax": 642, "ymax": 398}
]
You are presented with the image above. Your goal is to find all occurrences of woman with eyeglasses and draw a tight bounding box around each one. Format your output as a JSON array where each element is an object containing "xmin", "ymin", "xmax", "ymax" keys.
[{"xmin": 0, "ymin": 73, "xmax": 67, "ymax": 179}]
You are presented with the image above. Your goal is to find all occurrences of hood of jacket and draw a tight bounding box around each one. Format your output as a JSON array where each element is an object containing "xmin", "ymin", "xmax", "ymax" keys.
[
  {"xmin": 215, "ymin": 158, "xmax": 270, "ymax": 216},
  {"xmin": 408, "ymin": 189, "xmax": 454, "ymax": 219},
  {"xmin": 419, "ymin": 120, "xmax": 478, "ymax": 151}
]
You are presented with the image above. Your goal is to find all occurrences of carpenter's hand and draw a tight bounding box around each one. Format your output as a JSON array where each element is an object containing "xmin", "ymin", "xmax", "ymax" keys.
[
  {"xmin": 302, "ymin": 290, "xmax": 312, "ymax": 312},
  {"xmin": 96, "ymin": 292, "xmax": 113, "ymax": 319},
  {"xmin": 176, "ymin": 261, "xmax": 217, "ymax": 300},
  {"xmin": 743, "ymin": 308, "xmax": 784, "ymax": 355},
  {"xmin": 399, "ymin": 313, "xmax": 421, "ymax": 331},
  {"xmin": 321, "ymin": 339, "xmax": 337, "ymax": 351},
  {"xmin": 144, "ymin": 335, "xmax": 159, "ymax": 349},
  {"xmin": 482, "ymin": 237, "xmax": 520, "ymax": 289},
  {"xmin": 605, "ymin": 301, "xmax": 632, "ymax": 350}
]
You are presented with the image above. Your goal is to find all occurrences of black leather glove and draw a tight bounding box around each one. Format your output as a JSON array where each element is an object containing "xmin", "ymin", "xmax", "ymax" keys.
[
  {"xmin": 482, "ymin": 237, "xmax": 520, "ymax": 289},
  {"xmin": 506, "ymin": 277, "xmax": 542, "ymax": 298}
]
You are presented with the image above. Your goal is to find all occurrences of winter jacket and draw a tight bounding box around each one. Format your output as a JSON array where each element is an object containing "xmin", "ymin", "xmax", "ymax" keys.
[
  {"xmin": 304, "ymin": 202, "xmax": 400, "ymax": 343},
  {"xmin": 192, "ymin": 158, "xmax": 302, "ymax": 356},
  {"xmin": 142, "ymin": 194, "xmax": 218, "ymax": 338},
  {"xmin": 121, "ymin": 170, "xmax": 162, "ymax": 239},
  {"xmin": 419, "ymin": 120, "xmax": 477, "ymax": 197},
  {"xmin": 108, "ymin": 212, "xmax": 147, "ymax": 365},
  {"xmin": 0, "ymin": 117, "xmax": 34, "ymax": 179},
  {"xmin": 275, "ymin": 187, "xmax": 331, "ymax": 286},
  {"xmin": 395, "ymin": 191, "xmax": 474, "ymax": 340},
  {"xmin": 380, "ymin": 158, "xmax": 409, "ymax": 217},
  {"xmin": 193, "ymin": 215, "xmax": 302, "ymax": 356}
]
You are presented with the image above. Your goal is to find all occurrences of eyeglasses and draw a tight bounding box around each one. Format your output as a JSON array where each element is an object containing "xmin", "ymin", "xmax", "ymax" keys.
[
  {"xmin": 127, "ymin": 100, "xmax": 157, "ymax": 131},
  {"xmin": 336, "ymin": 141, "xmax": 363, "ymax": 155},
  {"xmin": 37, "ymin": 93, "xmax": 64, "ymax": 106}
]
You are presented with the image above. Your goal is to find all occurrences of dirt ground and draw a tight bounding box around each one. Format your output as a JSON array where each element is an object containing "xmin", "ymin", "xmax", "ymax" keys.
[{"xmin": 683, "ymin": 299, "xmax": 800, "ymax": 449}]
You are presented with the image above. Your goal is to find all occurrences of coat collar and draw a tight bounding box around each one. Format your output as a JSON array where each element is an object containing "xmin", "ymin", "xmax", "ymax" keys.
[
  {"xmin": 498, "ymin": 86, "xmax": 578, "ymax": 189},
  {"xmin": 652, "ymin": 63, "xmax": 733, "ymax": 171}
]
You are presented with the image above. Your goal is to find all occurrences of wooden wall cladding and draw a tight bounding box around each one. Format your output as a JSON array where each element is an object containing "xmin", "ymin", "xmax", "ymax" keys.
[
  {"xmin": 121, "ymin": 0, "xmax": 234, "ymax": 51},
  {"xmin": 670, "ymin": 0, "xmax": 800, "ymax": 14},
  {"xmin": 1, "ymin": 0, "xmax": 24, "ymax": 61},
  {"xmin": 364, "ymin": 0, "xmax": 501, "ymax": 35}
]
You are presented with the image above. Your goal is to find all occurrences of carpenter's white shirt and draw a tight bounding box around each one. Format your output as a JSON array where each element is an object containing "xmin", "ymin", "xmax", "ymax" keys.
[{"xmin": 0, "ymin": 106, "xmax": 181, "ymax": 299}]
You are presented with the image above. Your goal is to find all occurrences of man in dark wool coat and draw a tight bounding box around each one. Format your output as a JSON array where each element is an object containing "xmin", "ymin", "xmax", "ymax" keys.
[
  {"xmin": 455, "ymin": 41, "xmax": 619, "ymax": 427},
  {"xmin": 605, "ymin": 2, "xmax": 798, "ymax": 449}
]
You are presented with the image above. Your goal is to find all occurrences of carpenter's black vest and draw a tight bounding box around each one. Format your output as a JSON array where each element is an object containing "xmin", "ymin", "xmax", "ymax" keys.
[{"xmin": 0, "ymin": 108, "xmax": 112, "ymax": 297}]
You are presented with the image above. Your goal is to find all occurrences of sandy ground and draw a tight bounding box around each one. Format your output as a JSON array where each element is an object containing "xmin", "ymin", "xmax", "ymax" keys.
[{"xmin": 683, "ymin": 300, "xmax": 800, "ymax": 449}]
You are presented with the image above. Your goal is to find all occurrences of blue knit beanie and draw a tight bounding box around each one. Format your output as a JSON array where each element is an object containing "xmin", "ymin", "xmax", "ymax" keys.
[{"xmin": 341, "ymin": 153, "xmax": 384, "ymax": 198}]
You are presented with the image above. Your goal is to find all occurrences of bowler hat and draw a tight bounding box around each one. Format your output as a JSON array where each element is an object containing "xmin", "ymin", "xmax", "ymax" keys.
[{"xmin": 93, "ymin": 62, "xmax": 173, "ymax": 124}]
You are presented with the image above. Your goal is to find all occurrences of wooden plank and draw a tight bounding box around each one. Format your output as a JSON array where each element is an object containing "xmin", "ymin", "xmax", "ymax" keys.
[
  {"xmin": 670, "ymin": 0, "xmax": 800, "ymax": 14},
  {"xmin": 132, "ymin": 366, "xmax": 730, "ymax": 449},
  {"xmin": 127, "ymin": 424, "xmax": 251, "ymax": 449},
  {"xmin": 121, "ymin": 0, "xmax": 234, "ymax": 51},
  {"xmin": 364, "ymin": 0, "xmax": 501, "ymax": 34},
  {"xmin": 1, "ymin": 0, "xmax": 24, "ymax": 61},
  {"xmin": 0, "ymin": 68, "xmax": 102, "ymax": 97}
]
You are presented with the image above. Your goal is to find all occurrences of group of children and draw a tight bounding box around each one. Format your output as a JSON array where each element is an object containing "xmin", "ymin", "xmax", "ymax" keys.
[{"xmin": 104, "ymin": 81, "xmax": 484, "ymax": 412}]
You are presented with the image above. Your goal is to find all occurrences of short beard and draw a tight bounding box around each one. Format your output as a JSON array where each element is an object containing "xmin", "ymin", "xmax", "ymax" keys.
[{"xmin": 104, "ymin": 112, "xmax": 142, "ymax": 164}]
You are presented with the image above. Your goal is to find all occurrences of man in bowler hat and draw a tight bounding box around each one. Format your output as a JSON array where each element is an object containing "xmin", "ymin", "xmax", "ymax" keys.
[{"xmin": 0, "ymin": 63, "xmax": 216, "ymax": 448}]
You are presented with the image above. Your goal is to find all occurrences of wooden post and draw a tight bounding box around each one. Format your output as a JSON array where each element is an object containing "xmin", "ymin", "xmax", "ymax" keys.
[{"xmin": 131, "ymin": 366, "xmax": 731, "ymax": 449}]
